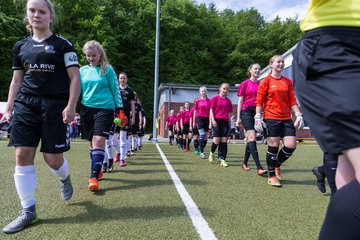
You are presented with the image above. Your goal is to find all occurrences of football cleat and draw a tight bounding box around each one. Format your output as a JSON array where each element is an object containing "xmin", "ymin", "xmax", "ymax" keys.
[{"xmin": 88, "ymin": 177, "xmax": 99, "ymax": 191}]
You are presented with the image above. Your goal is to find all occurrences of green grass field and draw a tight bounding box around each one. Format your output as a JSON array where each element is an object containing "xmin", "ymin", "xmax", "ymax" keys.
[{"xmin": 0, "ymin": 140, "xmax": 328, "ymax": 240}]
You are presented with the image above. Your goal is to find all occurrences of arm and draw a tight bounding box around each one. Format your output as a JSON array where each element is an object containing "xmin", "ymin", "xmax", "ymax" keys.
[
  {"xmin": 209, "ymin": 108, "xmax": 216, "ymax": 127},
  {"xmin": 236, "ymin": 96, "xmax": 244, "ymax": 126},
  {"xmin": 291, "ymin": 104, "xmax": 301, "ymax": 114},
  {"xmin": 131, "ymin": 100, "xmax": 136, "ymax": 125},
  {"xmin": 1, "ymin": 70, "xmax": 24, "ymax": 122},
  {"xmin": 143, "ymin": 116, "xmax": 146, "ymax": 129},
  {"xmin": 139, "ymin": 110, "xmax": 143, "ymax": 128},
  {"xmin": 189, "ymin": 111, "xmax": 193, "ymax": 131},
  {"xmin": 180, "ymin": 117, "xmax": 184, "ymax": 129},
  {"xmin": 193, "ymin": 110, "xmax": 197, "ymax": 128},
  {"xmin": 109, "ymin": 67, "xmax": 122, "ymax": 109},
  {"xmin": 255, "ymin": 106, "xmax": 263, "ymax": 116},
  {"xmin": 63, "ymin": 66, "xmax": 80, "ymax": 124}
]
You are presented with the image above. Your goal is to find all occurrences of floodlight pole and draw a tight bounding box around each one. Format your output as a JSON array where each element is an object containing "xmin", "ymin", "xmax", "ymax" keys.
[{"xmin": 152, "ymin": 0, "xmax": 160, "ymax": 142}]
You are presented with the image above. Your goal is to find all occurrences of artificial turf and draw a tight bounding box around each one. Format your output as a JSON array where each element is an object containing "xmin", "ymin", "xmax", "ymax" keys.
[{"xmin": 0, "ymin": 140, "xmax": 328, "ymax": 240}]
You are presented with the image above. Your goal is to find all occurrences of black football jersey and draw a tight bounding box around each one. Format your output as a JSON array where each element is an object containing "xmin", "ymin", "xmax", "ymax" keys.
[
  {"xmin": 120, "ymin": 86, "xmax": 135, "ymax": 115},
  {"xmin": 12, "ymin": 34, "xmax": 79, "ymax": 97},
  {"xmin": 134, "ymin": 103, "xmax": 142, "ymax": 122}
]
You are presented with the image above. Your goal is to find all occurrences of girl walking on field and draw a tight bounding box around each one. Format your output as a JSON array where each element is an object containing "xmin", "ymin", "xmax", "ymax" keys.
[
  {"xmin": 79, "ymin": 40, "xmax": 123, "ymax": 191},
  {"xmin": 2, "ymin": 0, "xmax": 80, "ymax": 233},
  {"xmin": 208, "ymin": 83, "xmax": 233, "ymax": 167},
  {"xmin": 194, "ymin": 86, "xmax": 211, "ymax": 159},
  {"xmin": 236, "ymin": 63, "xmax": 267, "ymax": 176},
  {"xmin": 255, "ymin": 55, "xmax": 304, "ymax": 187}
]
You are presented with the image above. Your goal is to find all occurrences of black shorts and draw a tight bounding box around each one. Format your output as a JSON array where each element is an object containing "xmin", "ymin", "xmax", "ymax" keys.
[
  {"xmin": 131, "ymin": 121, "xmax": 140, "ymax": 135},
  {"xmin": 293, "ymin": 27, "xmax": 360, "ymax": 154},
  {"xmin": 168, "ymin": 126, "xmax": 174, "ymax": 132},
  {"xmin": 212, "ymin": 119, "xmax": 230, "ymax": 138},
  {"xmin": 9, "ymin": 93, "xmax": 70, "ymax": 153},
  {"xmin": 138, "ymin": 128, "xmax": 144, "ymax": 137},
  {"xmin": 80, "ymin": 104, "xmax": 114, "ymax": 141},
  {"xmin": 182, "ymin": 122, "xmax": 190, "ymax": 135},
  {"xmin": 196, "ymin": 117, "xmax": 209, "ymax": 132},
  {"xmin": 240, "ymin": 106, "xmax": 256, "ymax": 131},
  {"xmin": 264, "ymin": 119, "xmax": 295, "ymax": 138}
]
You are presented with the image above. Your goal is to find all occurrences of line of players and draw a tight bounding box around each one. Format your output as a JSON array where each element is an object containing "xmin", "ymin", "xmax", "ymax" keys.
[
  {"xmin": 165, "ymin": 84, "xmax": 234, "ymax": 168},
  {"xmin": 100, "ymin": 73, "xmax": 146, "ymax": 176},
  {"xmin": 165, "ymin": 57, "xmax": 305, "ymax": 188}
]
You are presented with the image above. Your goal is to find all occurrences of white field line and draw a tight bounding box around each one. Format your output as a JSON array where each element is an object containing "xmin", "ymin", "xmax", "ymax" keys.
[{"xmin": 155, "ymin": 144, "xmax": 217, "ymax": 240}]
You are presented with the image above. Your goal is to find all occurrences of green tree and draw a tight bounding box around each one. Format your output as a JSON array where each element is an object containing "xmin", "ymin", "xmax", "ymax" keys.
[{"xmin": 0, "ymin": 1, "xmax": 27, "ymax": 101}]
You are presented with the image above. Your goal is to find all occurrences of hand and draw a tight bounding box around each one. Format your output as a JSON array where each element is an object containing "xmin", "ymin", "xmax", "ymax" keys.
[
  {"xmin": 254, "ymin": 113, "xmax": 265, "ymax": 133},
  {"xmin": 0, "ymin": 112, "xmax": 12, "ymax": 124},
  {"xmin": 115, "ymin": 108, "xmax": 122, "ymax": 117},
  {"xmin": 294, "ymin": 112, "xmax": 304, "ymax": 129},
  {"xmin": 236, "ymin": 119, "xmax": 241, "ymax": 127},
  {"xmin": 211, "ymin": 120, "xmax": 217, "ymax": 127},
  {"xmin": 62, "ymin": 105, "xmax": 75, "ymax": 124}
]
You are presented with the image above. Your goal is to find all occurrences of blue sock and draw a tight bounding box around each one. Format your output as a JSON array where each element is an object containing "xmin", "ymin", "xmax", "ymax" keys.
[{"xmin": 90, "ymin": 149, "xmax": 105, "ymax": 179}]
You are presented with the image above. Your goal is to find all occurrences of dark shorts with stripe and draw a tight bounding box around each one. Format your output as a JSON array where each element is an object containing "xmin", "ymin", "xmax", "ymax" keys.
[
  {"xmin": 80, "ymin": 104, "xmax": 114, "ymax": 141},
  {"xmin": 293, "ymin": 27, "xmax": 360, "ymax": 154},
  {"xmin": 264, "ymin": 119, "xmax": 295, "ymax": 138},
  {"xmin": 212, "ymin": 119, "xmax": 230, "ymax": 138},
  {"xmin": 240, "ymin": 106, "xmax": 256, "ymax": 131},
  {"xmin": 9, "ymin": 93, "xmax": 70, "ymax": 153}
]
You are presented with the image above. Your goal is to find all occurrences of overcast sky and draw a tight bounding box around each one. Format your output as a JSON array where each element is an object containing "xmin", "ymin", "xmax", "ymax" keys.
[{"xmin": 194, "ymin": 0, "xmax": 308, "ymax": 21}]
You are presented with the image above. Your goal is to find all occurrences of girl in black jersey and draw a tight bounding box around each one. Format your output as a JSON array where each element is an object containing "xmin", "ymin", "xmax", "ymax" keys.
[
  {"xmin": 114, "ymin": 72, "xmax": 135, "ymax": 166},
  {"xmin": 138, "ymin": 106, "xmax": 146, "ymax": 150},
  {"xmin": 1, "ymin": 0, "xmax": 80, "ymax": 234},
  {"xmin": 130, "ymin": 92, "xmax": 143, "ymax": 154}
]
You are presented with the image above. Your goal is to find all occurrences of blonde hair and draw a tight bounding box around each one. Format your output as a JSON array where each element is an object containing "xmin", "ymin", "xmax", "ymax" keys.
[
  {"xmin": 220, "ymin": 83, "xmax": 229, "ymax": 89},
  {"xmin": 268, "ymin": 55, "xmax": 283, "ymax": 75},
  {"xmin": 199, "ymin": 86, "xmax": 208, "ymax": 96},
  {"xmin": 82, "ymin": 40, "xmax": 109, "ymax": 74},
  {"xmin": 247, "ymin": 63, "xmax": 260, "ymax": 78},
  {"xmin": 25, "ymin": 0, "xmax": 55, "ymax": 34}
]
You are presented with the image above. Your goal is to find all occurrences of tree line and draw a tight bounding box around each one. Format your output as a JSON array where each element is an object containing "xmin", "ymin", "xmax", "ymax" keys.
[{"xmin": 0, "ymin": 0, "xmax": 303, "ymax": 130}]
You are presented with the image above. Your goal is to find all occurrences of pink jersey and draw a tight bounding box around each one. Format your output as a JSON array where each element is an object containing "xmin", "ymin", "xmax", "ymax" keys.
[
  {"xmin": 210, "ymin": 95, "xmax": 233, "ymax": 120},
  {"xmin": 181, "ymin": 109, "xmax": 191, "ymax": 124},
  {"xmin": 175, "ymin": 112, "xmax": 182, "ymax": 125},
  {"xmin": 166, "ymin": 115, "xmax": 176, "ymax": 126},
  {"xmin": 237, "ymin": 79, "xmax": 259, "ymax": 111},
  {"xmin": 194, "ymin": 98, "xmax": 211, "ymax": 118}
]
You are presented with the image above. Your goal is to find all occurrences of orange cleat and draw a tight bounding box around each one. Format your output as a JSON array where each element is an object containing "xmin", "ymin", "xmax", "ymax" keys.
[
  {"xmin": 275, "ymin": 167, "xmax": 282, "ymax": 180},
  {"xmin": 88, "ymin": 177, "xmax": 99, "ymax": 191},
  {"xmin": 268, "ymin": 176, "xmax": 281, "ymax": 187}
]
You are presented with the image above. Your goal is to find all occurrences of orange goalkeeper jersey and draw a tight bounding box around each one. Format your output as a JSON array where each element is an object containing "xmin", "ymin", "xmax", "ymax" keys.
[{"xmin": 256, "ymin": 75, "xmax": 297, "ymax": 120}]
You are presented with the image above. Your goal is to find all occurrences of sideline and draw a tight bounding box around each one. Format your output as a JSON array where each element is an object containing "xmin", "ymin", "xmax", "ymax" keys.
[{"xmin": 155, "ymin": 143, "xmax": 217, "ymax": 240}]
